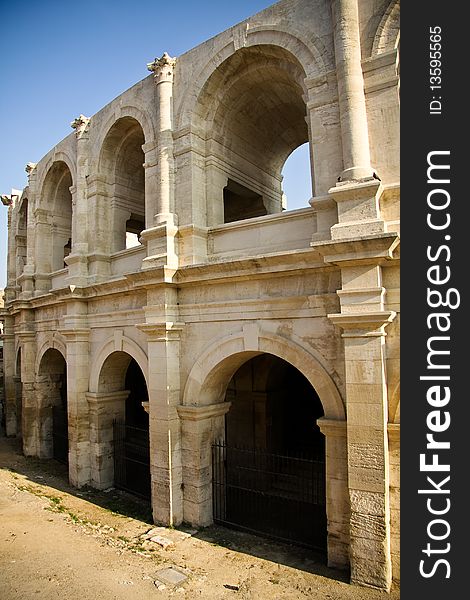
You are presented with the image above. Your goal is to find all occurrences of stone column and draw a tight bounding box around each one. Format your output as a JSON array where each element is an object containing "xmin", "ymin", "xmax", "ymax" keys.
[
  {"xmin": 65, "ymin": 115, "xmax": 90, "ymax": 286},
  {"xmin": 142, "ymin": 54, "xmax": 178, "ymax": 270},
  {"xmin": 177, "ymin": 402, "xmax": 231, "ymax": 526},
  {"xmin": 318, "ymin": 418, "xmax": 350, "ymax": 569},
  {"xmin": 2, "ymin": 192, "xmax": 19, "ymax": 302},
  {"xmin": 147, "ymin": 53, "xmax": 176, "ymax": 223},
  {"xmin": 60, "ymin": 318, "xmax": 91, "ymax": 488},
  {"xmin": 17, "ymin": 163, "xmax": 37, "ymax": 298},
  {"xmin": 332, "ymin": 0, "xmax": 374, "ymax": 182},
  {"xmin": 136, "ymin": 320, "xmax": 184, "ymax": 526},
  {"xmin": 86, "ymin": 391, "xmax": 128, "ymax": 489}
]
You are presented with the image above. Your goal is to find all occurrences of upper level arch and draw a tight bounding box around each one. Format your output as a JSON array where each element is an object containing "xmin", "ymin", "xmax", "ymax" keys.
[
  {"xmin": 97, "ymin": 115, "xmax": 147, "ymax": 252},
  {"xmin": 181, "ymin": 39, "xmax": 318, "ymax": 226}
]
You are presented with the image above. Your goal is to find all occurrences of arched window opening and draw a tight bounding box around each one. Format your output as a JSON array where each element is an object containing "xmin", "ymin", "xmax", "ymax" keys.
[
  {"xmin": 16, "ymin": 199, "xmax": 28, "ymax": 279},
  {"xmin": 198, "ymin": 45, "xmax": 311, "ymax": 225},
  {"xmin": 281, "ymin": 142, "xmax": 313, "ymax": 211},
  {"xmin": 42, "ymin": 161, "xmax": 73, "ymax": 273},
  {"xmin": 100, "ymin": 118, "xmax": 146, "ymax": 253}
]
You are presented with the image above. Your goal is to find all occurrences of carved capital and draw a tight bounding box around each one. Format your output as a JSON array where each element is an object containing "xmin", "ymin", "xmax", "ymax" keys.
[
  {"xmin": 147, "ymin": 52, "xmax": 176, "ymax": 84},
  {"xmin": 71, "ymin": 114, "xmax": 90, "ymax": 138},
  {"xmin": 25, "ymin": 162, "xmax": 37, "ymax": 176}
]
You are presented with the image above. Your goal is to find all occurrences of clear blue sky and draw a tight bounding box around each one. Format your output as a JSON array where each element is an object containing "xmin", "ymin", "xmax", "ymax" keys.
[{"xmin": 0, "ymin": 0, "xmax": 311, "ymax": 289}]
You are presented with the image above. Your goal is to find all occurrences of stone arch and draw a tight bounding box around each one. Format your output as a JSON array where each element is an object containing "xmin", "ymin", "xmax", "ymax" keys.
[
  {"xmin": 96, "ymin": 114, "xmax": 147, "ymax": 252},
  {"xmin": 183, "ymin": 330, "xmax": 345, "ymax": 420},
  {"xmin": 177, "ymin": 27, "xmax": 328, "ymax": 130},
  {"xmin": 180, "ymin": 38, "xmax": 318, "ymax": 225},
  {"xmin": 89, "ymin": 335, "xmax": 148, "ymax": 394},
  {"xmin": 36, "ymin": 151, "xmax": 76, "ymax": 204},
  {"xmin": 94, "ymin": 105, "xmax": 154, "ymax": 160},
  {"xmin": 37, "ymin": 158, "xmax": 75, "ymax": 272},
  {"xmin": 35, "ymin": 335, "xmax": 67, "ymax": 375},
  {"xmin": 371, "ymin": 0, "xmax": 400, "ymax": 57}
]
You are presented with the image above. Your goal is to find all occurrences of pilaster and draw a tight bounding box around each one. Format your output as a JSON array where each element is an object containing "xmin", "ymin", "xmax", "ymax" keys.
[
  {"xmin": 86, "ymin": 391, "xmax": 128, "ymax": 489},
  {"xmin": 60, "ymin": 322, "xmax": 91, "ymax": 488},
  {"xmin": 177, "ymin": 402, "xmax": 231, "ymax": 526},
  {"xmin": 136, "ymin": 318, "xmax": 184, "ymax": 526}
]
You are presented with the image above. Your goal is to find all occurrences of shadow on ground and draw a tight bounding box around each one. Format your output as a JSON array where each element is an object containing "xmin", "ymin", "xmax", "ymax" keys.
[{"xmin": 0, "ymin": 434, "xmax": 349, "ymax": 584}]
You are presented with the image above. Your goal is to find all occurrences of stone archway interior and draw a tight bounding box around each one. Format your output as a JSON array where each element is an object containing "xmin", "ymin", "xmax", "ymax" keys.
[
  {"xmin": 216, "ymin": 353, "xmax": 326, "ymax": 551},
  {"xmin": 99, "ymin": 117, "xmax": 145, "ymax": 252},
  {"xmin": 197, "ymin": 45, "xmax": 311, "ymax": 224},
  {"xmin": 38, "ymin": 348, "xmax": 68, "ymax": 463}
]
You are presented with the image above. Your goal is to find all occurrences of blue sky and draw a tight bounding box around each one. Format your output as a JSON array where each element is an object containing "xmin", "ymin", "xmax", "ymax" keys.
[{"xmin": 0, "ymin": 0, "xmax": 311, "ymax": 289}]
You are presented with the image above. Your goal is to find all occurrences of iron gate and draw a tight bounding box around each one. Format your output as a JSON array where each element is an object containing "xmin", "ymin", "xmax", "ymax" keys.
[
  {"xmin": 212, "ymin": 442, "xmax": 326, "ymax": 551},
  {"xmin": 113, "ymin": 420, "xmax": 151, "ymax": 500},
  {"xmin": 52, "ymin": 405, "xmax": 69, "ymax": 464}
]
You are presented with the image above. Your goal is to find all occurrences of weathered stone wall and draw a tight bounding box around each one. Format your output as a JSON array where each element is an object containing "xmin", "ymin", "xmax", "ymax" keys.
[{"xmin": 1, "ymin": 0, "xmax": 400, "ymax": 590}]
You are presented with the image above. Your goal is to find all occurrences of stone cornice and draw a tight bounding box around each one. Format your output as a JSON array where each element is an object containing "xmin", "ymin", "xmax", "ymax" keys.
[
  {"xmin": 312, "ymin": 232, "xmax": 400, "ymax": 266},
  {"xmin": 317, "ymin": 418, "xmax": 347, "ymax": 436},
  {"xmin": 328, "ymin": 310, "xmax": 396, "ymax": 336}
]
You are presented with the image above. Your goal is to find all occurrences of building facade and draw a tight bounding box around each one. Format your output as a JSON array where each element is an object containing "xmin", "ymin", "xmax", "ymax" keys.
[{"xmin": 1, "ymin": 0, "xmax": 400, "ymax": 590}]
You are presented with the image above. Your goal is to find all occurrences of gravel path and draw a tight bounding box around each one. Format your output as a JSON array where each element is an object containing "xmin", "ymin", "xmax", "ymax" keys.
[{"xmin": 0, "ymin": 435, "xmax": 399, "ymax": 599}]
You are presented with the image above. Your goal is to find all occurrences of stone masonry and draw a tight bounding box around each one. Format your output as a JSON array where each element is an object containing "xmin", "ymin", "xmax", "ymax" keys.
[{"xmin": 1, "ymin": 0, "xmax": 400, "ymax": 590}]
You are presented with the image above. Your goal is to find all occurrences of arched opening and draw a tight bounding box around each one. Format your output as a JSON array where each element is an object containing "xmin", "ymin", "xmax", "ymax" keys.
[
  {"xmin": 99, "ymin": 118, "xmax": 146, "ymax": 252},
  {"xmin": 197, "ymin": 45, "xmax": 311, "ymax": 225},
  {"xmin": 98, "ymin": 351, "xmax": 150, "ymax": 500},
  {"xmin": 281, "ymin": 143, "xmax": 313, "ymax": 210},
  {"xmin": 213, "ymin": 353, "xmax": 326, "ymax": 551},
  {"xmin": 38, "ymin": 348, "xmax": 68, "ymax": 463},
  {"xmin": 16, "ymin": 198, "xmax": 28, "ymax": 280},
  {"xmin": 41, "ymin": 161, "xmax": 73, "ymax": 272}
]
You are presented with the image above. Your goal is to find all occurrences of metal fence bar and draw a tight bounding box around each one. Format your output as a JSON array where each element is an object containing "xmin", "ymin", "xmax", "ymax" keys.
[
  {"xmin": 212, "ymin": 441, "xmax": 327, "ymax": 551},
  {"xmin": 113, "ymin": 420, "xmax": 151, "ymax": 500}
]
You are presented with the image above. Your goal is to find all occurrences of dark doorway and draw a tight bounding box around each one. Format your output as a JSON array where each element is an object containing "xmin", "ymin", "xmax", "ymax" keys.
[
  {"xmin": 213, "ymin": 354, "xmax": 326, "ymax": 551},
  {"xmin": 113, "ymin": 358, "xmax": 151, "ymax": 500}
]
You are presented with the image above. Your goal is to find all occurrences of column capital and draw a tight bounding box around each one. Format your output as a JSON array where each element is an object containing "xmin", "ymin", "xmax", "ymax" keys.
[
  {"xmin": 147, "ymin": 52, "xmax": 176, "ymax": 84},
  {"xmin": 328, "ymin": 310, "xmax": 396, "ymax": 337},
  {"xmin": 136, "ymin": 321, "xmax": 184, "ymax": 341},
  {"xmin": 177, "ymin": 402, "xmax": 231, "ymax": 422},
  {"xmin": 71, "ymin": 114, "xmax": 90, "ymax": 138}
]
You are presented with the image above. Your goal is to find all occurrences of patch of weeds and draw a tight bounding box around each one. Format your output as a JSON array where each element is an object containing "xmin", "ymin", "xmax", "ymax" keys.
[
  {"xmin": 118, "ymin": 535, "xmax": 131, "ymax": 543},
  {"xmin": 269, "ymin": 578, "xmax": 280, "ymax": 585}
]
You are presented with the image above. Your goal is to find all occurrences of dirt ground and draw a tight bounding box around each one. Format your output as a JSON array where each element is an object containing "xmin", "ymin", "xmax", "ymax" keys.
[{"xmin": 0, "ymin": 435, "xmax": 399, "ymax": 599}]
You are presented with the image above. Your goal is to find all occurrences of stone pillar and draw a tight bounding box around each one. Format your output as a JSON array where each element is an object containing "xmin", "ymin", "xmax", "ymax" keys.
[
  {"xmin": 18, "ymin": 163, "xmax": 37, "ymax": 298},
  {"xmin": 2, "ymin": 325, "xmax": 17, "ymax": 437},
  {"xmin": 3, "ymin": 192, "xmax": 20, "ymax": 302},
  {"xmin": 136, "ymin": 320, "xmax": 184, "ymax": 526},
  {"xmin": 60, "ymin": 321, "xmax": 91, "ymax": 488},
  {"xmin": 333, "ymin": 0, "xmax": 374, "ymax": 181},
  {"xmin": 86, "ymin": 391, "xmax": 128, "ymax": 489},
  {"xmin": 312, "ymin": 233, "xmax": 399, "ymax": 590},
  {"xmin": 147, "ymin": 53, "xmax": 176, "ymax": 223},
  {"xmin": 318, "ymin": 418, "xmax": 350, "ymax": 569},
  {"xmin": 17, "ymin": 332, "xmax": 38, "ymax": 457},
  {"xmin": 85, "ymin": 175, "xmax": 112, "ymax": 280},
  {"xmin": 142, "ymin": 53, "xmax": 178, "ymax": 270},
  {"xmin": 65, "ymin": 115, "xmax": 90, "ymax": 286},
  {"xmin": 329, "ymin": 311, "xmax": 394, "ymax": 590},
  {"xmin": 177, "ymin": 402, "xmax": 231, "ymax": 527}
]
